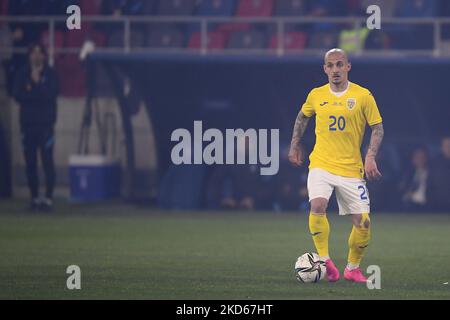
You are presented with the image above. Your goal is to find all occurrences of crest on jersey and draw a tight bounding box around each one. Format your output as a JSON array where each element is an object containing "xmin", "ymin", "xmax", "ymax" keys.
[{"xmin": 347, "ymin": 98, "xmax": 356, "ymax": 110}]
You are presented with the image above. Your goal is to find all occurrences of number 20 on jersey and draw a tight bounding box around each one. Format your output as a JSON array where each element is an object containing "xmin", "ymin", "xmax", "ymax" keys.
[{"xmin": 329, "ymin": 115, "xmax": 346, "ymax": 131}]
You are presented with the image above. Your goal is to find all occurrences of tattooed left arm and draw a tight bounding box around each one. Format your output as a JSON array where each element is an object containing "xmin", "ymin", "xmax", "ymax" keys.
[{"xmin": 365, "ymin": 123, "xmax": 384, "ymax": 180}]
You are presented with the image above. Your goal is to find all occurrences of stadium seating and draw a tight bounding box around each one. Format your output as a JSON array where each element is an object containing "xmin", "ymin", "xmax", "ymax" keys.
[
  {"xmin": 361, "ymin": 0, "xmax": 399, "ymax": 17},
  {"xmin": 397, "ymin": 0, "xmax": 437, "ymax": 17},
  {"xmin": 273, "ymin": 0, "xmax": 308, "ymax": 16},
  {"xmin": 106, "ymin": 28, "xmax": 146, "ymax": 48},
  {"xmin": 307, "ymin": 31, "xmax": 339, "ymax": 49},
  {"xmin": 227, "ymin": 30, "xmax": 266, "ymax": 49},
  {"xmin": 157, "ymin": 0, "xmax": 197, "ymax": 16},
  {"xmin": 188, "ymin": 31, "xmax": 228, "ymax": 50},
  {"xmin": 364, "ymin": 30, "xmax": 392, "ymax": 50},
  {"xmin": 56, "ymin": 54, "xmax": 85, "ymax": 97},
  {"xmin": 309, "ymin": 0, "xmax": 349, "ymax": 16},
  {"xmin": 142, "ymin": 0, "xmax": 159, "ymax": 15},
  {"xmin": 236, "ymin": 0, "xmax": 274, "ymax": 17},
  {"xmin": 80, "ymin": 0, "xmax": 102, "ymax": 15},
  {"xmin": 346, "ymin": 0, "xmax": 363, "ymax": 15},
  {"xmin": 41, "ymin": 30, "xmax": 65, "ymax": 50},
  {"xmin": 0, "ymin": 0, "xmax": 7, "ymax": 23},
  {"xmin": 9, "ymin": 0, "xmax": 443, "ymax": 56},
  {"xmin": 147, "ymin": 27, "xmax": 185, "ymax": 48},
  {"xmin": 66, "ymin": 27, "xmax": 91, "ymax": 48},
  {"xmin": 5, "ymin": 0, "xmax": 449, "ymax": 98},
  {"xmin": 195, "ymin": 0, "xmax": 237, "ymax": 16},
  {"xmin": 191, "ymin": 0, "xmax": 239, "ymax": 36},
  {"xmin": 0, "ymin": 0, "xmax": 6, "ymax": 12},
  {"xmin": 217, "ymin": 0, "xmax": 274, "ymax": 35},
  {"xmin": 392, "ymin": 0, "xmax": 437, "ymax": 50},
  {"xmin": 46, "ymin": 26, "xmax": 106, "ymax": 97},
  {"xmin": 269, "ymin": 31, "xmax": 307, "ymax": 51},
  {"xmin": 216, "ymin": 22, "xmax": 251, "ymax": 34}
]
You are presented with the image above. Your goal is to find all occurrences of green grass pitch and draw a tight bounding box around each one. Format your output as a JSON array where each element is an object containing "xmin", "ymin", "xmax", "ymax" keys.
[{"xmin": 0, "ymin": 200, "xmax": 449, "ymax": 299}]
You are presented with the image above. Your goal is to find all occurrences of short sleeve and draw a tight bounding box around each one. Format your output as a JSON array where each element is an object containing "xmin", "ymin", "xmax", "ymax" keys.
[
  {"xmin": 364, "ymin": 92, "xmax": 382, "ymax": 126},
  {"xmin": 300, "ymin": 92, "xmax": 315, "ymax": 117}
]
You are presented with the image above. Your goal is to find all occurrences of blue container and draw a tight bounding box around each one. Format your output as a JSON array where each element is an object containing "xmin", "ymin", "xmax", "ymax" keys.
[{"xmin": 69, "ymin": 155, "xmax": 121, "ymax": 202}]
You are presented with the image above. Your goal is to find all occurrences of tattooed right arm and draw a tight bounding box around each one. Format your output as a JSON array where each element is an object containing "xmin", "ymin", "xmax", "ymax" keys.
[
  {"xmin": 290, "ymin": 111, "xmax": 310, "ymax": 149},
  {"xmin": 288, "ymin": 111, "xmax": 310, "ymax": 166}
]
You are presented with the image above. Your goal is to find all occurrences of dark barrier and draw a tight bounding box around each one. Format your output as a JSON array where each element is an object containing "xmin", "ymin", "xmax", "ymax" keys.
[{"xmin": 85, "ymin": 53, "xmax": 450, "ymax": 210}]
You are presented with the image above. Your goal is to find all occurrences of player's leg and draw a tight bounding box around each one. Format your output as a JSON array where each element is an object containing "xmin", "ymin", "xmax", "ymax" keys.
[
  {"xmin": 38, "ymin": 126, "xmax": 55, "ymax": 211},
  {"xmin": 348, "ymin": 213, "xmax": 371, "ymax": 269},
  {"xmin": 21, "ymin": 128, "xmax": 40, "ymax": 210},
  {"xmin": 307, "ymin": 169, "xmax": 339, "ymax": 281},
  {"xmin": 335, "ymin": 177, "xmax": 371, "ymax": 283},
  {"xmin": 343, "ymin": 213, "xmax": 371, "ymax": 282},
  {"xmin": 309, "ymin": 197, "xmax": 330, "ymax": 259}
]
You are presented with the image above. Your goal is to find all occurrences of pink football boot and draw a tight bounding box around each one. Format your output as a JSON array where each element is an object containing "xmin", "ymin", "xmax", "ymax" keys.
[
  {"xmin": 344, "ymin": 267, "xmax": 368, "ymax": 283},
  {"xmin": 325, "ymin": 259, "xmax": 340, "ymax": 282}
]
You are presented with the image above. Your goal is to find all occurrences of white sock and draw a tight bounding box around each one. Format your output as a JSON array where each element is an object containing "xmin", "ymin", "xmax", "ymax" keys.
[
  {"xmin": 346, "ymin": 263, "xmax": 359, "ymax": 270},
  {"xmin": 320, "ymin": 256, "xmax": 330, "ymax": 261}
]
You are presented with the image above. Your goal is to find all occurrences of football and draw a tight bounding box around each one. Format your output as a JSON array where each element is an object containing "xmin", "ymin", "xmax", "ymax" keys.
[{"xmin": 294, "ymin": 252, "xmax": 327, "ymax": 283}]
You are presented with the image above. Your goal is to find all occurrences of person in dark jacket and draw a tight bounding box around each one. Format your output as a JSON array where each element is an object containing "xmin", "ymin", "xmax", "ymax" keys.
[
  {"xmin": 5, "ymin": 0, "xmax": 49, "ymax": 95},
  {"xmin": 12, "ymin": 43, "xmax": 59, "ymax": 211},
  {"xmin": 427, "ymin": 136, "xmax": 450, "ymax": 212},
  {"xmin": 399, "ymin": 147, "xmax": 430, "ymax": 212}
]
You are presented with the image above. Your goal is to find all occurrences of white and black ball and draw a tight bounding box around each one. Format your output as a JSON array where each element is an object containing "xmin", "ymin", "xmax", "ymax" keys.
[{"xmin": 294, "ymin": 252, "xmax": 326, "ymax": 283}]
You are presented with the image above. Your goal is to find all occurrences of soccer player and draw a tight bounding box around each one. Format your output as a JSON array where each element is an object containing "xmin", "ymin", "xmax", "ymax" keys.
[{"xmin": 288, "ymin": 48, "xmax": 384, "ymax": 283}]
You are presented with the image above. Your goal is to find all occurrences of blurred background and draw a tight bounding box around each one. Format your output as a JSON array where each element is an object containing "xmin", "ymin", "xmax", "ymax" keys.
[{"xmin": 0, "ymin": 0, "xmax": 449, "ymax": 213}]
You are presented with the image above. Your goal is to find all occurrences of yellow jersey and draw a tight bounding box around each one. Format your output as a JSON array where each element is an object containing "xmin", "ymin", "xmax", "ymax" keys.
[{"xmin": 301, "ymin": 82, "xmax": 382, "ymax": 178}]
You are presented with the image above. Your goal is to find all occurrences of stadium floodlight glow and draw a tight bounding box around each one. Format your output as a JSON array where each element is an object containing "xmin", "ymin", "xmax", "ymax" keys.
[{"xmin": 170, "ymin": 121, "xmax": 279, "ymax": 175}]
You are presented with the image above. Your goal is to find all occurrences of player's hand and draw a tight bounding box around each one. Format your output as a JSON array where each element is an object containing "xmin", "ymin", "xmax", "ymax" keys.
[
  {"xmin": 288, "ymin": 145, "xmax": 303, "ymax": 167},
  {"xmin": 31, "ymin": 67, "xmax": 42, "ymax": 84},
  {"xmin": 364, "ymin": 156, "xmax": 382, "ymax": 181}
]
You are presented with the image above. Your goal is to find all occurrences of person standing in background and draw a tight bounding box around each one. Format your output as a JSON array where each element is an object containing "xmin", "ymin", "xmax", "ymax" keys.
[
  {"xmin": 427, "ymin": 137, "xmax": 450, "ymax": 212},
  {"xmin": 399, "ymin": 147, "xmax": 429, "ymax": 212},
  {"xmin": 12, "ymin": 43, "xmax": 59, "ymax": 211},
  {"xmin": 5, "ymin": 0, "xmax": 45, "ymax": 95}
]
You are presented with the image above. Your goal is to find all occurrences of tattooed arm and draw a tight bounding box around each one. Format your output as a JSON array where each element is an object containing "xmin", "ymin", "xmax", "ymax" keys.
[
  {"xmin": 288, "ymin": 111, "xmax": 310, "ymax": 166},
  {"xmin": 365, "ymin": 123, "xmax": 384, "ymax": 180}
]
